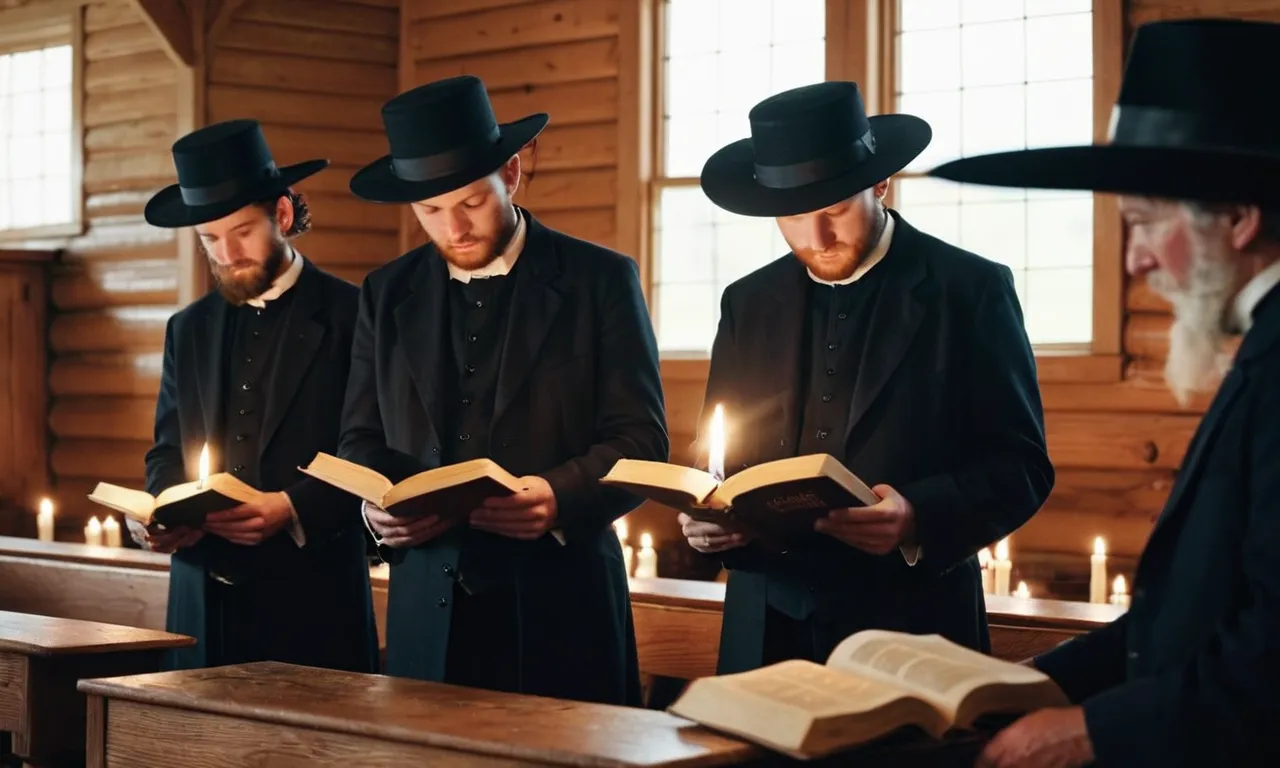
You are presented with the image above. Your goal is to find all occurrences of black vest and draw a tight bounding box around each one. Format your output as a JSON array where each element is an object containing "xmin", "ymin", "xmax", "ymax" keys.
[
  {"xmin": 768, "ymin": 266, "xmax": 888, "ymax": 620},
  {"xmin": 222, "ymin": 291, "xmax": 296, "ymax": 487},
  {"xmin": 442, "ymin": 271, "xmax": 520, "ymax": 593}
]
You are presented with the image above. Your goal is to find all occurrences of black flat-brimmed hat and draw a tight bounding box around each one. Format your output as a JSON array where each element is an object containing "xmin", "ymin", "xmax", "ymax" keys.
[
  {"xmin": 350, "ymin": 75, "xmax": 549, "ymax": 203},
  {"xmin": 928, "ymin": 18, "xmax": 1280, "ymax": 204},
  {"xmin": 144, "ymin": 119, "xmax": 327, "ymax": 229},
  {"xmin": 700, "ymin": 81, "xmax": 932, "ymax": 218}
]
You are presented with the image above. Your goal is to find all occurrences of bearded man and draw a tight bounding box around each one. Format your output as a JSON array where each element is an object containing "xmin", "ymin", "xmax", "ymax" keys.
[
  {"xmin": 137, "ymin": 119, "xmax": 378, "ymax": 673},
  {"xmin": 931, "ymin": 18, "xmax": 1280, "ymax": 768},
  {"xmin": 338, "ymin": 76, "xmax": 667, "ymax": 705},
  {"xmin": 679, "ymin": 81, "xmax": 1054, "ymax": 675}
]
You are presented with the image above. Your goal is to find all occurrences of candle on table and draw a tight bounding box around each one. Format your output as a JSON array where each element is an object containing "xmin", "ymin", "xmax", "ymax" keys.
[
  {"xmin": 103, "ymin": 516, "xmax": 122, "ymax": 547},
  {"xmin": 977, "ymin": 546, "xmax": 994, "ymax": 594},
  {"xmin": 993, "ymin": 537, "xmax": 1012, "ymax": 596},
  {"xmin": 1013, "ymin": 580, "xmax": 1031, "ymax": 599},
  {"xmin": 1110, "ymin": 574, "xmax": 1130, "ymax": 608},
  {"xmin": 708, "ymin": 403, "xmax": 726, "ymax": 482},
  {"xmin": 85, "ymin": 516, "xmax": 103, "ymax": 546},
  {"xmin": 197, "ymin": 443, "xmax": 211, "ymax": 489},
  {"xmin": 635, "ymin": 532, "xmax": 658, "ymax": 578},
  {"xmin": 614, "ymin": 518, "xmax": 635, "ymax": 576},
  {"xmin": 37, "ymin": 497, "xmax": 54, "ymax": 542},
  {"xmin": 1090, "ymin": 536, "xmax": 1108, "ymax": 604}
]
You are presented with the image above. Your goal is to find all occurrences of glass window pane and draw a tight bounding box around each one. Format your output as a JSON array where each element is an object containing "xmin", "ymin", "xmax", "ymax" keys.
[
  {"xmin": 664, "ymin": 114, "xmax": 720, "ymax": 177},
  {"xmin": 896, "ymin": 204, "xmax": 961, "ymax": 247},
  {"xmin": 772, "ymin": 0, "xmax": 825, "ymax": 44},
  {"xmin": 1024, "ymin": 267, "xmax": 1092, "ymax": 344},
  {"xmin": 11, "ymin": 177, "xmax": 40, "ymax": 227},
  {"xmin": 960, "ymin": 183, "xmax": 1026, "ymax": 204},
  {"xmin": 13, "ymin": 92, "xmax": 41, "ymax": 134},
  {"xmin": 898, "ymin": 28, "xmax": 961, "ymax": 94},
  {"xmin": 10, "ymin": 50, "xmax": 41, "ymax": 93},
  {"xmin": 718, "ymin": 0, "xmax": 772, "ymax": 51},
  {"xmin": 961, "ymin": 21, "xmax": 1025, "ymax": 88},
  {"xmin": 0, "ymin": 96, "xmax": 9, "ymax": 138},
  {"xmin": 42, "ymin": 131, "xmax": 70, "ymax": 176},
  {"xmin": 1027, "ymin": 195, "xmax": 1093, "ymax": 269},
  {"xmin": 961, "ymin": 0, "xmax": 1024, "ymax": 23},
  {"xmin": 1025, "ymin": 0, "xmax": 1090, "ymax": 17},
  {"xmin": 43, "ymin": 89, "xmax": 71, "ymax": 132},
  {"xmin": 1026, "ymin": 14, "xmax": 1092, "ymax": 82},
  {"xmin": 666, "ymin": 53, "xmax": 718, "ymax": 118},
  {"xmin": 899, "ymin": 0, "xmax": 960, "ymax": 31},
  {"xmin": 1026, "ymin": 79, "xmax": 1092, "ymax": 148},
  {"xmin": 960, "ymin": 200, "xmax": 1027, "ymax": 272},
  {"xmin": 715, "ymin": 218, "xmax": 778, "ymax": 286},
  {"xmin": 899, "ymin": 91, "xmax": 962, "ymax": 171},
  {"xmin": 896, "ymin": 176, "xmax": 961, "ymax": 207},
  {"xmin": 42, "ymin": 175, "xmax": 71, "ymax": 225},
  {"xmin": 657, "ymin": 282, "xmax": 719, "ymax": 353},
  {"xmin": 666, "ymin": 0, "xmax": 719, "ymax": 57},
  {"xmin": 770, "ymin": 42, "xmax": 824, "ymax": 95},
  {"xmin": 10, "ymin": 135, "xmax": 39, "ymax": 179},
  {"xmin": 41, "ymin": 45, "xmax": 71, "ymax": 88},
  {"xmin": 962, "ymin": 84, "xmax": 1025, "ymax": 156},
  {"xmin": 656, "ymin": 185, "xmax": 716, "ymax": 229},
  {"xmin": 715, "ymin": 48, "xmax": 771, "ymax": 114},
  {"xmin": 657, "ymin": 221, "xmax": 715, "ymax": 284},
  {"xmin": 0, "ymin": 56, "xmax": 11, "ymax": 94}
]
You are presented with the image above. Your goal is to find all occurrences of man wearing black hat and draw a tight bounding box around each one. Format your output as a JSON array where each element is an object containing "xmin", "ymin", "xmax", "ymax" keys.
[
  {"xmin": 337, "ymin": 75, "xmax": 667, "ymax": 705},
  {"xmin": 929, "ymin": 19, "xmax": 1280, "ymax": 768},
  {"xmin": 135, "ymin": 119, "xmax": 378, "ymax": 673},
  {"xmin": 678, "ymin": 81, "xmax": 1053, "ymax": 676}
]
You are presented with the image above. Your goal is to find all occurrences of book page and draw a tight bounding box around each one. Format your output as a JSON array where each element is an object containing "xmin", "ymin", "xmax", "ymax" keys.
[
  {"xmin": 387, "ymin": 458, "xmax": 523, "ymax": 507},
  {"xmin": 87, "ymin": 482, "xmax": 157, "ymax": 523},
  {"xmin": 714, "ymin": 454, "xmax": 879, "ymax": 508},
  {"xmin": 600, "ymin": 460, "xmax": 720, "ymax": 510},
  {"xmin": 723, "ymin": 659, "xmax": 909, "ymax": 717},
  {"xmin": 299, "ymin": 453, "xmax": 393, "ymax": 503}
]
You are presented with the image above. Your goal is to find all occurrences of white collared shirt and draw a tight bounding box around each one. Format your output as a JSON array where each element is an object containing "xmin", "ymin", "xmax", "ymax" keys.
[
  {"xmin": 445, "ymin": 208, "xmax": 527, "ymax": 282},
  {"xmin": 802, "ymin": 211, "xmax": 920, "ymax": 567},
  {"xmin": 1232, "ymin": 257, "xmax": 1280, "ymax": 334}
]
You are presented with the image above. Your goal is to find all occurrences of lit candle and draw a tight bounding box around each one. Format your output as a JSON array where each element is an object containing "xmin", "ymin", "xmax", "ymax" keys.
[
  {"xmin": 1090, "ymin": 536, "xmax": 1108, "ymax": 604},
  {"xmin": 635, "ymin": 532, "xmax": 658, "ymax": 578},
  {"xmin": 977, "ymin": 546, "xmax": 994, "ymax": 594},
  {"xmin": 102, "ymin": 516, "xmax": 122, "ymax": 547},
  {"xmin": 197, "ymin": 443, "xmax": 211, "ymax": 489},
  {"xmin": 84, "ymin": 516, "xmax": 103, "ymax": 546},
  {"xmin": 614, "ymin": 518, "xmax": 635, "ymax": 576},
  {"xmin": 1110, "ymin": 574, "xmax": 1130, "ymax": 608},
  {"xmin": 37, "ymin": 497, "xmax": 54, "ymax": 542},
  {"xmin": 993, "ymin": 537, "xmax": 1012, "ymax": 596},
  {"xmin": 708, "ymin": 403, "xmax": 726, "ymax": 482},
  {"xmin": 1014, "ymin": 580, "xmax": 1031, "ymax": 599}
]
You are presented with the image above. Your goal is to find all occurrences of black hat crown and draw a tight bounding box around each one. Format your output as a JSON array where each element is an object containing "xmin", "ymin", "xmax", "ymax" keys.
[
  {"xmin": 380, "ymin": 75, "xmax": 505, "ymax": 183},
  {"xmin": 746, "ymin": 82, "xmax": 877, "ymax": 190},
  {"xmin": 1109, "ymin": 18, "xmax": 1280, "ymax": 154},
  {"xmin": 170, "ymin": 119, "xmax": 282, "ymax": 207}
]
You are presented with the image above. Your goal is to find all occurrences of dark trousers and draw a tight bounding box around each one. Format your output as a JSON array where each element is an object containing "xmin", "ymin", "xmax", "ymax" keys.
[
  {"xmin": 443, "ymin": 583, "xmax": 521, "ymax": 693},
  {"xmin": 206, "ymin": 577, "xmax": 277, "ymax": 665},
  {"xmin": 762, "ymin": 606, "xmax": 824, "ymax": 664}
]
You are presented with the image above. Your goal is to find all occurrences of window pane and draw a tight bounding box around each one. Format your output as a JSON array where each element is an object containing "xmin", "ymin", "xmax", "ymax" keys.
[
  {"xmin": 896, "ymin": 176, "xmax": 961, "ymax": 207},
  {"xmin": 1026, "ymin": 79, "xmax": 1092, "ymax": 148},
  {"xmin": 657, "ymin": 282, "xmax": 719, "ymax": 353},
  {"xmin": 42, "ymin": 175, "xmax": 71, "ymax": 224},
  {"xmin": 961, "ymin": 21, "xmax": 1025, "ymax": 87},
  {"xmin": 1026, "ymin": 14, "xmax": 1091, "ymax": 82},
  {"xmin": 715, "ymin": 48, "xmax": 771, "ymax": 114},
  {"xmin": 899, "ymin": 91, "xmax": 961, "ymax": 171},
  {"xmin": 666, "ymin": 53, "xmax": 718, "ymax": 117},
  {"xmin": 667, "ymin": 0, "xmax": 719, "ymax": 57},
  {"xmin": 42, "ymin": 45, "xmax": 72, "ymax": 88},
  {"xmin": 664, "ymin": 114, "xmax": 720, "ymax": 177},
  {"xmin": 11, "ymin": 178, "xmax": 40, "ymax": 227},
  {"xmin": 1025, "ymin": 0, "xmax": 1090, "ymax": 17},
  {"xmin": 899, "ymin": 0, "xmax": 960, "ymax": 31},
  {"xmin": 718, "ymin": 0, "xmax": 772, "ymax": 50},
  {"xmin": 898, "ymin": 28, "xmax": 961, "ymax": 93},
  {"xmin": 10, "ymin": 51, "xmax": 41, "ymax": 93},
  {"xmin": 657, "ymin": 220, "xmax": 715, "ymax": 284},
  {"xmin": 13, "ymin": 92, "xmax": 41, "ymax": 134},
  {"xmin": 962, "ymin": 84, "xmax": 1025, "ymax": 155},
  {"xmin": 961, "ymin": 0, "xmax": 1024, "ymax": 24},
  {"xmin": 1025, "ymin": 267, "xmax": 1092, "ymax": 344},
  {"xmin": 10, "ymin": 135, "xmax": 39, "ymax": 178},
  {"xmin": 42, "ymin": 131, "xmax": 70, "ymax": 176},
  {"xmin": 715, "ymin": 218, "xmax": 778, "ymax": 286},
  {"xmin": 960, "ymin": 200, "xmax": 1027, "ymax": 272},
  {"xmin": 896, "ymin": 204, "xmax": 961, "ymax": 246},
  {"xmin": 770, "ymin": 42, "xmax": 824, "ymax": 94},
  {"xmin": 1027, "ymin": 195, "xmax": 1092, "ymax": 269},
  {"xmin": 773, "ymin": 0, "xmax": 825, "ymax": 43}
]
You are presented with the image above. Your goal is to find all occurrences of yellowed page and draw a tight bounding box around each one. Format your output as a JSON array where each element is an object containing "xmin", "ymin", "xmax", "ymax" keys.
[
  {"xmin": 601, "ymin": 460, "xmax": 720, "ymax": 508},
  {"xmin": 298, "ymin": 453, "xmax": 392, "ymax": 503},
  {"xmin": 87, "ymin": 482, "xmax": 157, "ymax": 523}
]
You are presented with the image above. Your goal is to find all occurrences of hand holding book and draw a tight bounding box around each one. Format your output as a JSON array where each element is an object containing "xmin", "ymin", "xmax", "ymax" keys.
[
  {"xmin": 364, "ymin": 500, "xmax": 456, "ymax": 548},
  {"xmin": 815, "ymin": 483, "xmax": 918, "ymax": 556},
  {"xmin": 678, "ymin": 512, "xmax": 752, "ymax": 553}
]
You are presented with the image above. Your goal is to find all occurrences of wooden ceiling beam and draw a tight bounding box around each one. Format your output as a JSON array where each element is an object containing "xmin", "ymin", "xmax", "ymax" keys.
[{"xmin": 124, "ymin": 0, "xmax": 194, "ymax": 67}]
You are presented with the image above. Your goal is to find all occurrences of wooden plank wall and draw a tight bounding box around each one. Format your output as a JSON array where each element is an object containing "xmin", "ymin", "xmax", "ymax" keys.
[
  {"xmin": 207, "ymin": 0, "xmax": 401, "ymax": 288},
  {"xmin": 401, "ymin": 0, "xmax": 622, "ymax": 254}
]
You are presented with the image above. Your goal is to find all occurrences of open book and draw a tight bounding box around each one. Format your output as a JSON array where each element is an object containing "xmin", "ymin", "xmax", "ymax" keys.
[
  {"xmin": 299, "ymin": 453, "xmax": 523, "ymax": 519},
  {"xmin": 600, "ymin": 454, "xmax": 878, "ymax": 545},
  {"xmin": 668, "ymin": 629, "xmax": 1068, "ymax": 760},
  {"xmin": 88, "ymin": 474, "xmax": 261, "ymax": 529}
]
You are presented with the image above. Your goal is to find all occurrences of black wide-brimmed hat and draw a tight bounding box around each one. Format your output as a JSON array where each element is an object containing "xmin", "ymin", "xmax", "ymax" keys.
[
  {"xmin": 928, "ymin": 18, "xmax": 1280, "ymax": 204},
  {"xmin": 700, "ymin": 81, "xmax": 932, "ymax": 218},
  {"xmin": 350, "ymin": 75, "xmax": 548, "ymax": 203},
  {"xmin": 144, "ymin": 119, "xmax": 328, "ymax": 228}
]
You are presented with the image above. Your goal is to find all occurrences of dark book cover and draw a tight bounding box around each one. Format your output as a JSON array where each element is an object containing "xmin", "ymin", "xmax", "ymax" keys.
[
  {"xmin": 725, "ymin": 476, "xmax": 871, "ymax": 548},
  {"xmin": 153, "ymin": 490, "xmax": 244, "ymax": 530},
  {"xmin": 384, "ymin": 476, "xmax": 518, "ymax": 520}
]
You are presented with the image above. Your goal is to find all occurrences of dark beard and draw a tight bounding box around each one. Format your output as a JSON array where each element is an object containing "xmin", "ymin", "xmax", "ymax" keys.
[
  {"xmin": 438, "ymin": 205, "xmax": 519, "ymax": 271},
  {"xmin": 212, "ymin": 237, "xmax": 288, "ymax": 305}
]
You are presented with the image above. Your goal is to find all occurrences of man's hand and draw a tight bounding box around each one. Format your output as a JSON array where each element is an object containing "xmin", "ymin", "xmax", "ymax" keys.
[
  {"xmin": 127, "ymin": 517, "xmax": 204, "ymax": 554},
  {"xmin": 677, "ymin": 512, "xmax": 750, "ymax": 553},
  {"xmin": 365, "ymin": 501, "xmax": 455, "ymax": 549},
  {"xmin": 814, "ymin": 483, "xmax": 916, "ymax": 555},
  {"xmin": 976, "ymin": 706, "xmax": 1095, "ymax": 768},
  {"xmin": 202, "ymin": 492, "xmax": 294, "ymax": 546},
  {"xmin": 470, "ymin": 476, "xmax": 558, "ymax": 540}
]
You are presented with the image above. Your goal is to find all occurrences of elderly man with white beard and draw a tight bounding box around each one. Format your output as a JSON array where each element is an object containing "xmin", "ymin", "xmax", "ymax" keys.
[{"xmin": 929, "ymin": 18, "xmax": 1280, "ymax": 768}]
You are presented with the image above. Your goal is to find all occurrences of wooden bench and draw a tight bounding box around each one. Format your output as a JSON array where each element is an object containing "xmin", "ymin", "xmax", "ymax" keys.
[
  {"xmin": 77, "ymin": 661, "xmax": 760, "ymax": 767},
  {"xmin": 0, "ymin": 611, "xmax": 193, "ymax": 768}
]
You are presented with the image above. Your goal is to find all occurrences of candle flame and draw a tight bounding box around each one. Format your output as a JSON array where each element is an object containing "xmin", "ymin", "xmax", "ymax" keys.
[
  {"xmin": 1093, "ymin": 536, "xmax": 1106, "ymax": 556},
  {"xmin": 977, "ymin": 547, "xmax": 992, "ymax": 567},
  {"xmin": 994, "ymin": 537, "xmax": 1009, "ymax": 561},
  {"xmin": 1014, "ymin": 580, "xmax": 1030, "ymax": 598},
  {"xmin": 38, "ymin": 497, "xmax": 52, "ymax": 516},
  {"xmin": 640, "ymin": 532, "xmax": 653, "ymax": 549},
  {"xmin": 198, "ymin": 443, "xmax": 210, "ymax": 481},
  {"xmin": 1112, "ymin": 574, "xmax": 1127, "ymax": 594},
  {"xmin": 88, "ymin": 516, "xmax": 100, "ymax": 530},
  {"xmin": 614, "ymin": 518, "xmax": 628, "ymax": 541},
  {"xmin": 708, "ymin": 404, "xmax": 725, "ymax": 482}
]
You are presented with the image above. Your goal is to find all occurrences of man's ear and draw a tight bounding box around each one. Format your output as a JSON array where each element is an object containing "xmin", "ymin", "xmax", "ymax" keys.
[
  {"xmin": 1228, "ymin": 204, "xmax": 1263, "ymax": 251},
  {"xmin": 872, "ymin": 178, "xmax": 890, "ymax": 201},
  {"xmin": 502, "ymin": 153, "xmax": 523, "ymax": 198},
  {"xmin": 276, "ymin": 192, "xmax": 295, "ymax": 234}
]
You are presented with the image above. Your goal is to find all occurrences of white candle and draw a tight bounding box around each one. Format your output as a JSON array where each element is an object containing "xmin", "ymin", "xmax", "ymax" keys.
[
  {"xmin": 1110, "ymin": 574, "xmax": 1130, "ymax": 608},
  {"xmin": 977, "ymin": 546, "xmax": 994, "ymax": 594},
  {"xmin": 102, "ymin": 516, "xmax": 122, "ymax": 547},
  {"xmin": 1090, "ymin": 536, "xmax": 1108, "ymax": 604},
  {"xmin": 635, "ymin": 532, "xmax": 658, "ymax": 579},
  {"xmin": 197, "ymin": 443, "xmax": 211, "ymax": 489},
  {"xmin": 37, "ymin": 497, "xmax": 54, "ymax": 542},
  {"xmin": 614, "ymin": 519, "xmax": 635, "ymax": 576},
  {"xmin": 84, "ymin": 516, "xmax": 103, "ymax": 546},
  {"xmin": 1014, "ymin": 580, "xmax": 1031, "ymax": 599},
  {"xmin": 993, "ymin": 537, "xmax": 1011, "ymax": 596},
  {"xmin": 708, "ymin": 403, "xmax": 726, "ymax": 482}
]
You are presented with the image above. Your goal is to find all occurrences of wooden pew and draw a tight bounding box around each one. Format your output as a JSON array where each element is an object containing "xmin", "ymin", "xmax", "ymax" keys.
[
  {"xmin": 77, "ymin": 661, "xmax": 760, "ymax": 767},
  {"xmin": 0, "ymin": 611, "xmax": 193, "ymax": 768}
]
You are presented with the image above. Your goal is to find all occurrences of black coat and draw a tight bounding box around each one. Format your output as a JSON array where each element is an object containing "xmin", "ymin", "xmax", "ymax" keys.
[
  {"xmin": 144, "ymin": 258, "xmax": 378, "ymax": 673},
  {"xmin": 699, "ymin": 211, "xmax": 1054, "ymax": 673},
  {"xmin": 337, "ymin": 210, "xmax": 668, "ymax": 705},
  {"xmin": 1034, "ymin": 286, "xmax": 1280, "ymax": 768}
]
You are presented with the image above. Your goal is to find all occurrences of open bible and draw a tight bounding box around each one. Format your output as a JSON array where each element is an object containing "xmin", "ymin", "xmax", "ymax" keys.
[
  {"xmin": 88, "ymin": 474, "xmax": 261, "ymax": 529},
  {"xmin": 668, "ymin": 629, "xmax": 1068, "ymax": 760},
  {"xmin": 299, "ymin": 453, "xmax": 523, "ymax": 519},
  {"xmin": 600, "ymin": 454, "xmax": 878, "ymax": 545}
]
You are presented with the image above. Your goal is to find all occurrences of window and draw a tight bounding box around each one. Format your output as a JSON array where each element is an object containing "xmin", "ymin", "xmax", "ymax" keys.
[
  {"xmin": 652, "ymin": 0, "xmax": 826, "ymax": 355},
  {"xmin": 889, "ymin": 0, "xmax": 1095, "ymax": 346},
  {"xmin": 0, "ymin": 42, "xmax": 75, "ymax": 236}
]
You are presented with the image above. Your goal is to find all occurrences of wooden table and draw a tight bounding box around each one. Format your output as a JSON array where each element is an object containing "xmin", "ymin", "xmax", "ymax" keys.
[
  {"xmin": 0, "ymin": 611, "xmax": 194, "ymax": 768},
  {"xmin": 78, "ymin": 661, "xmax": 761, "ymax": 767}
]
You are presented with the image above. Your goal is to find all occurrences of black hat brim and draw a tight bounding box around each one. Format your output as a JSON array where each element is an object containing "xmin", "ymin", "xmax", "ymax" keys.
[
  {"xmin": 143, "ymin": 159, "xmax": 329, "ymax": 229},
  {"xmin": 928, "ymin": 145, "xmax": 1280, "ymax": 205},
  {"xmin": 349, "ymin": 113, "xmax": 549, "ymax": 204},
  {"xmin": 699, "ymin": 114, "xmax": 932, "ymax": 218}
]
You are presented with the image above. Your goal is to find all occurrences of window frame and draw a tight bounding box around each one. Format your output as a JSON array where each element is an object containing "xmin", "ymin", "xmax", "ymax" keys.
[
  {"xmin": 0, "ymin": 5, "xmax": 85, "ymax": 243},
  {"xmin": 632, "ymin": 0, "xmax": 1125, "ymax": 383}
]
